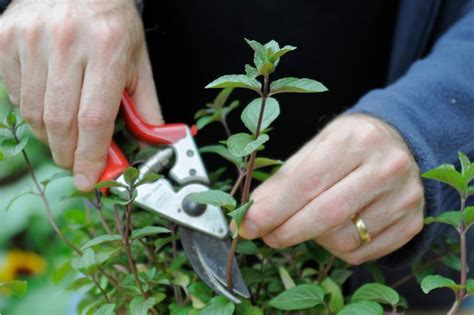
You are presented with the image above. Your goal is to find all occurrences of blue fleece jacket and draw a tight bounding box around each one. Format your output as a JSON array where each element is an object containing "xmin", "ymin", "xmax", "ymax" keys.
[{"xmin": 347, "ymin": 0, "xmax": 474, "ymax": 267}]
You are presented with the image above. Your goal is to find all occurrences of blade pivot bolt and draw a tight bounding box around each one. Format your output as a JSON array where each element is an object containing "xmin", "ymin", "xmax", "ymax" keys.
[{"xmin": 182, "ymin": 198, "xmax": 207, "ymax": 217}]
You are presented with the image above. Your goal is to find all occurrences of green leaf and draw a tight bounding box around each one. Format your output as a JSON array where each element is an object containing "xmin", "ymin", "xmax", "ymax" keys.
[
  {"xmin": 199, "ymin": 296, "xmax": 235, "ymax": 315},
  {"xmin": 93, "ymin": 304, "xmax": 116, "ymax": 315},
  {"xmin": 200, "ymin": 145, "xmax": 243, "ymax": 166},
  {"xmin": 244, "ymin": 38, "xmax": 265, "ymax": 53},
  {"xmin": 422, "ymin": 164, "xmax": 467, "ymax": 194},
  {"xmin": 81, "ymin": 234, "xmax": 122, "ymax": 250},
  {"xmin": 227, "ymin": 133, "xmax": 269, "ymax": 157},
  {"xmin": 186, "ymin": 190, "xmax": 236, "ymax": 211},
  {"xmin": 188, "ymin": 282, "xmax": 213, "ymax": 304},
  {"xmin": 6, "ymin": 111, "xmax": 17, "ymax": 127},
  {"xmin": 253, "ymin": 157, "xmax": 283, "ymax": 170},
  {"xmin": 245, "ymin": 64, "xmax": 258, "ymax": 79},
  {"xmin": 0, "ymin": 121, "xmax": 7, "ymax": 129},
  {"xmin": 2, "ymin": 137, "xmax": 28, "ymax": 156},
  {"xmin": 458, "ymin": 151, "xmax": 471, "ymax": 173},
  {"xmin": 365, "ymin": 263, "xmax": 386, "ymax": 284},
  {"xmin": 269, "ymin": 284, "xmax": 325, "ymax": 311},
  {"xmin": 270, "ymin": 77, "xmax": 328, "ymax": 94},
  {"xmin": 236, "ymin": 240, "xmax": 259, "ymax": 255},
  {"xmin": 206, "ymin": 74, "xmax": 261, "ymax": 92},
  {"xmin": 421, "ymin": 275, "xmax": 464, "ymax": 294},
  {"xmin": 6, "ymin": 187, "xmax": 35, "ymax": 211},
  {"xmin": 211, "ymin": 87, "xmax": 234, "ymax": 109},
  {"xmin": 321, "ymin": 276, "xmax": 344, "ymax": 313},
  {"xmin": 40, "ymin": 171, "xmax": 71, "ymax": 188},
  {"xmin": 124, "ymin": 167, "xmax": 139, "ymax": 186},
  {"xmin": 271, "ymin": 45, "xmax": 297, "ymax": 60},
  {"xmin": 464, "ymin": 206, "xmax": 474, "ymax": 228},
  {"xmin": 0, "ymin": 281, "xmax": 27, "ymax": 297},
  {"xmin": 228, "ymin": 201, "xmax": 254, "ymax": 237},
  {"xmin": 136, "ymin": 173, "xmax": 164, "ymax": 186},
  {"xmin": 424, "ymin": 211, "xmax": 461, "ymax": 229},
  {"xmin": 442, "ymin": 254, "xmax": 461, "ymax": 271},
  {"xmin": 241, "ymin": 98, "xmax": 280, "ymax": 134},
  {"xmin": 53, "ymin": 261, "xmax": 72, "ymax": 284},
  {"xmin": 331, "ymin": 269, "xmax": 353, "ymax": 286},
  {"xmin": 278, "ymin": 266, "xmax": 296, "ymax": 290},
  {"xmin": 71, "ymin": 248, "xmax": 118, "ymax": 273},
  {"xmin": 131, "ymin": 226, "xmax": 171, "ymax": 240},
  {"xmin": 338, "ymin": 301, "xmax": 383, "ymax": 315},
  {"xmin": 129, "ymin": 296, "xmax": 158, "ymax": 315},
  {"xmin": 0, "ymin": 150, "xmax": 3, "ymax": 160},
  {"xmin": 95, "ymin": 180, "xmax": 127, "ymax": 189},
  {"xmin": 305, "ymin": 241, "xmax": 332, "ymax": 265},
  {"xmin": 196, "ymin": 115, "xmax": 216, "ymax": 130},
  {"xmin": 467, "ymin": 279, "xmax": 474, "ymax": 294},
  {"xmin": 351, "ymin": 283, "xmax": 400, "ymax": 307},
  {"xmin": 235, "ymin": 300, "xmax": 263, "ymax": 315}
]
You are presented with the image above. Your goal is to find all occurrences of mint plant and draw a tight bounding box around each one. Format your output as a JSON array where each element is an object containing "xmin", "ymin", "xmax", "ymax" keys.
[
  {"xmin": 420, "ymin": 152, "xmax": 474, "ymax": 315},
  {"xmin": 1, "ymin": 39, "xmax": 472, "ymax": 315}
]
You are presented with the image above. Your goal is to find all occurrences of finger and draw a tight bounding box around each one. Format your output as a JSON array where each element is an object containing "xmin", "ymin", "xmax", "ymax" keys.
[
  {"xmin": 315, "ymin": 181, "xmax": 423, "ymax": 253},
  {"xmin": 128, "ymin": 46, "xmax": 163, "ymax": 124},
  {"xmin": 0, "ymin": 55, "xmax": 21, "ymax": 106},
  {"xmin": 43, "ymin": 58, "xmax": 84, "ymax": 169},
  {"xmin": 73, "ymin": 62, "xmax": 125, "ymax": 191},
  {"xmin": 240, "ymin": 139, "xmax": 362, "ymax": 240},
  {"xmin": 19, "ymin": 53, "xmax": 48, "ymax": 142},
  {"xmin": 260, "ymin": 162, "xmax": 393, "ymax": 248},
  {"xmin": 333, "ymin": 208, "xmax": 424, "ymax": 265}
]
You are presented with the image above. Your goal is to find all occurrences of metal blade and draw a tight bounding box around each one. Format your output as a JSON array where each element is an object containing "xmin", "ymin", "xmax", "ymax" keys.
[{"xmin": 180, "ymin": 227, "xmax": 250, "ymax": 303}]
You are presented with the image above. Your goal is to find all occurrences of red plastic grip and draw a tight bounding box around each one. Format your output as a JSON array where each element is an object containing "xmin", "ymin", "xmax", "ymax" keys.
[
  {"xmin": 99, "ymin": 141, "xmax": 130, "ymax": 183},
  {"xmin": 121, "ymin": 91, "xmax": 188, "ymax": 144}
]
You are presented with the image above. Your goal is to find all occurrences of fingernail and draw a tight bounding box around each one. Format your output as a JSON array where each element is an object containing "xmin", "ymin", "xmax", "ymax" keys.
[
  {"xmin": 241, "ymin": 219, "xmax": 259, "ymax": 239},
  {"xmin": 74, "ymin": 173, "xmax": 91, "ymax": 191}
]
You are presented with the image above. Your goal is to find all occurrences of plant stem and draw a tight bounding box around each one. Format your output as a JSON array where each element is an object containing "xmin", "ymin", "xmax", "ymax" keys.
[
  {"xmin": 447, "ymin": 297, "xmax": 462, "ymax": 315},
  {"xmin": 90, "ymin": 273, "xmax": 110, "ymax": 303},
  {"xmin": 226, "ymin": 75, "xmax": 270, "ymax": 292},
  {"xmin": 230, "ymin": 171, "xmax": 245, "ymax": 197},
  {"xmin": 16, "ymin": 133, "xmax": 83, "ymax": 256},
  {"xmin": 391, "ymin": 256, "xmax": 443, "ymax": 289},
  {"xmin": 93, "ymin": 190, "xmax": 113, "ymax": 234}
]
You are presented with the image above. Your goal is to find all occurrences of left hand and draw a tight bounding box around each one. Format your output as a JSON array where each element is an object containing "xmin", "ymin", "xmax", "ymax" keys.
[{"xmin": 240, "ymin": 114, "xmax": 425, "ymax": 265}]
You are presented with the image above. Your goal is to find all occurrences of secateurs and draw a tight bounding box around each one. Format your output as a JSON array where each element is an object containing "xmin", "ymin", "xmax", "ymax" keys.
[{"xmin": 99, "ymin": 91, "xmax": 250, "ymax": 303}]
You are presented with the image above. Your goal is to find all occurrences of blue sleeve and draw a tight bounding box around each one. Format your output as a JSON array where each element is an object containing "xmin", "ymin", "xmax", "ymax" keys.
[{"xmin": 346, "ymin": 4, "xmax": 474, "ymax": 268}]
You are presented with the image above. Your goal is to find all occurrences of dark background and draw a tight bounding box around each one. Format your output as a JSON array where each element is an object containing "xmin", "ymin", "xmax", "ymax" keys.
[{"xmin": 142, "ymin": 0, "xmax": 398, "ymax": 160}]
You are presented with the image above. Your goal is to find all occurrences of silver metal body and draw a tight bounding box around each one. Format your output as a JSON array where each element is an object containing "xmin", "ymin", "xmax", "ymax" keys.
[{"xmin": 110, "ymin": 126, "xmax": 249, "ymax": 302}]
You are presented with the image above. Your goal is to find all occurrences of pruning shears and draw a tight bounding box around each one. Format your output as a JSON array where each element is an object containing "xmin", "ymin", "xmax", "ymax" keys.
[{"xmin": 99, "ymin": 91, "xmax": 250, "ymax": 303}]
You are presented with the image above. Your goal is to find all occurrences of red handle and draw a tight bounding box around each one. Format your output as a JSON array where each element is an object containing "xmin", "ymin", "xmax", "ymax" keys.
[{"xmin": 99, "ymin": 91, "xmax": 196, "ymax": 185}]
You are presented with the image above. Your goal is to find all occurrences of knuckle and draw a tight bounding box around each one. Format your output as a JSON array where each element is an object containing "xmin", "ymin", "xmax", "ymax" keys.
[
  {"xmin": 297, "ymin": 170, "xmax": 322, "ymax": 201},
  {"xmin": 43, "ymin": 111, "xmax": 74, "ymax": 132},
  {"xmin": 382, "ymin": 149, "xmax": 412, "ymax": 177},
  {"xmin": 52, "ymin": 18, "xmax": 78, "ymax": 50},
  {"xmin": 354, "ymin": 122, "xmax": 381, "ymax": 148},
  {"xmin": 92, "ymin": 19, "xmax": 127, "ymax": 52},
  {"xmin": 78, "ymin": 109, "xmax": 109, "ymax": 132},
  {"xmin": 344, "ymin": 254, "xmax": 365, "ymax": 266},
  {"xmin": 20, "ymin": 105, "xmax": 42, "ymax": 125},
  {"xmin": 404, "ymin": 183, "xmax": 425, "ymax": 209},
  {"xmin": 264, "ymin": 233, "xmax": 285, "ymax": 249},
  {"xmin": 318, "ymin": 195, "xmax": 351, "ymax": 228},
  {"xmin": 52, "ymin": 153, "xmax": 73, "ymax": 169},
  {"xmin": 407, "ymin": 214, "xmax": 424, "ymax": 238},
  {"xmin": 75, "ymin": 148, "xmax": 107, "ymax": 165}
]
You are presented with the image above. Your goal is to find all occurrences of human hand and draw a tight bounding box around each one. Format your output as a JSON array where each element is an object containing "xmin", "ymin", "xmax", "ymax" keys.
[
  {"xmin": 0, "ymin": 0, "xmax": 162, "ymax": 191},
  {"xmin": 240, "ymin": 114, "xmax": 425, "ymax": 265}
]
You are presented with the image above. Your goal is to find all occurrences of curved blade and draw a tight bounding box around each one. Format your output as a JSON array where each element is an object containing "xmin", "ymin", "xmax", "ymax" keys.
[{"xmin": 180, "ymin": 227, "xmax": 250, "ymax": 303}]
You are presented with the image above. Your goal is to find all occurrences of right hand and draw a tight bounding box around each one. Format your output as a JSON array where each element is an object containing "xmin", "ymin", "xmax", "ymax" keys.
[{"xmin": 0, "ymin": 0, "xmax": 163, "ymax": 191}]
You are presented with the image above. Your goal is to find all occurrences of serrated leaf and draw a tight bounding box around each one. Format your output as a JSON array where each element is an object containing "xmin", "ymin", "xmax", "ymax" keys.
[
  {"xmin": 321, "ymin": 276, "xmax": 344, "ymax": 313},
  {"xmin": 2, "ymin": 137, "xmax": 28, "ymax": 156},
  {"xmin": 228, "ymin": 201, "xmax": 254, "ymax": 238},
  {"xmin": 81, "ymin": 234, "xmax": 122, "ymax": 250},
  {"xmin": 0, "ymin": 281, "xmax": 27, "ymax": 297},
  {"xmin": 245, "ymin": 64, "xmax": 258, "ymax": 79},
  {"xmin": 271, "ymin": 45, "xmax": 297, "ymax": 60},
  {"xmin": 205, "ymin": 74, "xmax": 261, "ymax": 92},
  {"xmin": 236, "ymin": 240, "xmax": 259, "ymax": 255},
  {"xmin": 227, "ymin": 133, "xmax": 269, "ymax": 157},
  {"xmin": 464, "ymin": 206, "xmax": 474, "ymax": 228},
  {"xmin": 422, "ymin": 164, "xmax": 467, "ymax": 194},
  {"xmin": 186, "ymin": 190, "xmax": 236, "ymax": 211},
  {"xmin": 136, "ymin": 173, "xmax": 163, "ymax": 186},
  {"xmin": 129, "ymin": 296, "xmax": 158, "ymax": 315},
  {"xmin": 194, "ymin": 108, "xmax": 211, "ymax": 119},
  {"xmin": 124, "ymin": 167, "xmax": 139, "ymax": 186},
  {"xmin": 199, "ymin": 296, "xmax": 235, "ymax": 315},
  {"xmin": 245, "ymin": 38, "xmax": 265, "ymax": 52},
  {"xmin": 351, "ymin": 283, "xmax": 400, "ymax": 307},
  {"xmin": 338, "ymin": 301, "xmax": 383, "ymax": 315},
  {"xmin": 241, "ymin": 98, "xmax": 280, "ymax": 134},
  {"xmin": 200, "ymin": 145, "xmax": 243, "ymax": 166},
  {"xmin": 269, "ymin": 284, "xmax": 325, "ymax": 311},
  {"xmin": 212, "ymin": 87, "xmax": 234, "ymax": 110},
  {"xmin": 270, "ymin": 77, "xmax": 328, "ymax": 94},
  {"xmin": 253, "ymin": 157, "xmax": 283, "ymax": 170},
  {"xmin": 278, "ymin": 266, "xmax": 296, "ymax": 290},
  {"xmin": 131, "ymin": 226, "xmax": 171, "ymax": 240},
  {"xmin": 420, "ymin": 275, "xmax": 463, "ymax": 294},
  {"xmin": 424, "ymin": 211, "xmax": 461, "ymax": 229},
  {"xmin": 93, "ymin": 303, "xmax": 115, "ymax": 315}
]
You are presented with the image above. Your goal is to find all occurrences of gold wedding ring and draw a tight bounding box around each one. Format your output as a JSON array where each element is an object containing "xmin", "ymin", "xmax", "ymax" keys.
[{"xmin": 352, "ymin": 213, "xmax": 372, "ymax": 243}]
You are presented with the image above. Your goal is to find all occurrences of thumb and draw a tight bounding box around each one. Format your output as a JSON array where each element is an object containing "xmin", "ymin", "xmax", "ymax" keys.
[{"xmin": 128, "ymin": 47, "xmax": 164, "ymax": 124}]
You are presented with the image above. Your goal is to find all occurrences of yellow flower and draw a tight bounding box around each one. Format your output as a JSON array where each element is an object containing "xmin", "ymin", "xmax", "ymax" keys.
[{"xmin": 0, "ymin": 250, "xmax": 47, "ymax": 282}]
